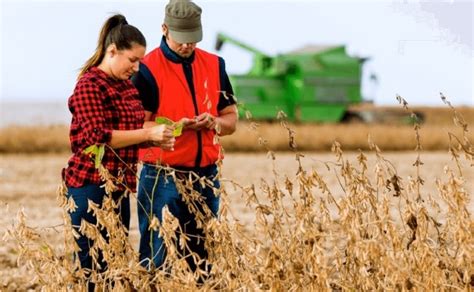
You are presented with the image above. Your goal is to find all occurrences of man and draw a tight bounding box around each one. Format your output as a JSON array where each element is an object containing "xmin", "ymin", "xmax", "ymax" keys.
[{"xmin": 132, "ymin": 0, "xmax": 237, "ymax": 275}]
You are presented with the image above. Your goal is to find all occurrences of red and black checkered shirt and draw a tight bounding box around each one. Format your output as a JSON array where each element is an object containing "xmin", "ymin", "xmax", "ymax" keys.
[{"xmin": 62, "ymin": 67, "xmax": 145, "ymax": 191}]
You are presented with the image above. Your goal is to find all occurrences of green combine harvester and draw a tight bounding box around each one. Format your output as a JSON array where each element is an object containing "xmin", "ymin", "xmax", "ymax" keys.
[{"xmin": 216, "ymin": 32, "xmax": 418, "ymax": 124}]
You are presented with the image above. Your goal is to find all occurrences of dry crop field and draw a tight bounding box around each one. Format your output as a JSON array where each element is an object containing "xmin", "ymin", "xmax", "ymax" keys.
[
  {"xmin": 1, "ymin": 106, "xmax": 473, "ymax": 153},
  {"xmin": 1, "ymin": 149, "xmax": 473, "ymax": 290},
  {"xmin": 0, "ymin": 101, "xmax": 473, "ymax": 290}
]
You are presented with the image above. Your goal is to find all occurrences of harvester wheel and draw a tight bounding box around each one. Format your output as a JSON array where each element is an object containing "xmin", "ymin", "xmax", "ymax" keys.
[{"xmin": 341, "ymin": 112, "xmax": 364, "ymax": 124}]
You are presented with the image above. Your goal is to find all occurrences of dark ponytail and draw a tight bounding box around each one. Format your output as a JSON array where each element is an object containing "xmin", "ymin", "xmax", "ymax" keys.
[{"xmin": 78, "ymin": 14, "xmax": 146, "ymax": 78}]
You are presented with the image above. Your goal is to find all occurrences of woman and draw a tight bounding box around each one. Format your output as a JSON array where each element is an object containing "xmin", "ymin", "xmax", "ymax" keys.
[{"xmin": 62, "ymin": 14, "xmax": 175, "ymax": 275}]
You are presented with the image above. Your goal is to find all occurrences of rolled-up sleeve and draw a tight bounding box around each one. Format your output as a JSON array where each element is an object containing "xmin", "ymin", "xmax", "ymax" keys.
[{"xmin": 69, "ymin": 82, "xmax": 112, "ymax": 145}]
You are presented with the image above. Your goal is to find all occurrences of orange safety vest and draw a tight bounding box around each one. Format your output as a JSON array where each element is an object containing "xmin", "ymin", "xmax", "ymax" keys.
[{"xmin": 138, "ymin": 47, "xmax": 222, "ymax": 167}]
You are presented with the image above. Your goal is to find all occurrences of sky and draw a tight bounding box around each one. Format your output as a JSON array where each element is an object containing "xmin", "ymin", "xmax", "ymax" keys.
[{"xmin": 0, "ymin": 0, "xmax": 473, "ymax": 107}]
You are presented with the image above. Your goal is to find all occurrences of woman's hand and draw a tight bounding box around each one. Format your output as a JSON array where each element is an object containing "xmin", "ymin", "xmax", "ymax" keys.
[{"xmin": 148, "ymin": 124, "xmax": 175, "ymax": 151}]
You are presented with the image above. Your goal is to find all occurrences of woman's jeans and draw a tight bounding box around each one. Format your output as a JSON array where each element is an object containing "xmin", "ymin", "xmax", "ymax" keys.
[
  {"xmin": 67, "ymin": 184, "xmax": 130, "ymax": 272},
  {"xmin": 137, "ymin": 164, "xmax": 220, "ymax": 272}
]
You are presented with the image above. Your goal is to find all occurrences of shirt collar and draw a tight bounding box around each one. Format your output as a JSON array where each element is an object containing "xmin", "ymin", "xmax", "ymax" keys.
[
  {"xmin": 160, "ymin": 36, "xmax": 195, "ymax": 64},
  {"xmin": 89, "ymin": 66, "xmax": 122, "ymax": 83}
]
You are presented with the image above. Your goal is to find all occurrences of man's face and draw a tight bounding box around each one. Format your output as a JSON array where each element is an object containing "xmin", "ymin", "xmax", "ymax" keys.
[{"xmin": 163, "ymin": 25, "xmax": 197, "ymax": 58}]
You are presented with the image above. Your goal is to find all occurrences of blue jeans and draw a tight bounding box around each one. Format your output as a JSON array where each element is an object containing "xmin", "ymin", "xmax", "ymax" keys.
[
  {"xmin": 67, "ymin": 184, "xmax": 130, "ymax": 272},
  {"xmin": 137, "ymin": 164, "xmax": 220, "ymax": 271}
]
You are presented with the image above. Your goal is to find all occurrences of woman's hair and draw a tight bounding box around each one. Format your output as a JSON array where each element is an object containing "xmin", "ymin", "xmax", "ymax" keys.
[{"xmin": 78, "ymin": 14, "xmax": 146, "ymax": 78}]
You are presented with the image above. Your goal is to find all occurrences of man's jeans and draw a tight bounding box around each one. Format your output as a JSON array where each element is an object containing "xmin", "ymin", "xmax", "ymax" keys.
[
  {"xmin": 137, "ymin": 164, "xmax": 220, "ymax": 271},
  {"xmin": 67, "ymin": 184, "xmax": 130, "ymax": 271}
]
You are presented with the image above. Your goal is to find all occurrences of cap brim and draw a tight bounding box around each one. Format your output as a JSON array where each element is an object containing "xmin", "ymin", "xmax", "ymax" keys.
[{"xmin": 169, "ymin": 28, "xmax": 202, "ymax": 44}]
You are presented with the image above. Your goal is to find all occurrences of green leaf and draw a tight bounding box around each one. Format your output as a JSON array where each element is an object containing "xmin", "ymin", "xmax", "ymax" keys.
[
  {"xmin": 83, "ymin": 145, "xmax": 99, "ymax": 156},
  {"xmin": 96, "ymin": 144, "xmax": 105, "ymax": 169},
  {"xmin": 83, "ymin": 144, "xmax": 105, "ymax": 169},
  {"xmin": 156, "ymin": 116, "xmax": 183, "ymax": 137},
  {"xmin": 155, "ymin": 117, "xmax": 174, "ymax": 125},
  {"xmin": 173, "ymin": 122, "xmax": 184, "ymax": 137}
]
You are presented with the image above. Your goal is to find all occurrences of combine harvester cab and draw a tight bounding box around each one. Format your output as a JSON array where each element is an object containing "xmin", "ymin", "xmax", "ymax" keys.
[{"xmin": 215, "ymin": 32, "xmax": 423, "ymax": 124}]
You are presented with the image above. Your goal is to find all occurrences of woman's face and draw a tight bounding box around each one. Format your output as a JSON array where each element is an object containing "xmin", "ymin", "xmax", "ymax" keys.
[{"xmin": 108, "ymin": 43, "xmax": 146, "ymax": 80}]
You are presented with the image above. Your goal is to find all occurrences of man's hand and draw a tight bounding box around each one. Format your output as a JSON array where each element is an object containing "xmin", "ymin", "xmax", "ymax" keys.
[
  {"xmin": 180, "ymin": 113, "xmax": 217, "ymax": 131},
  {"xmin": 195, "ymin": 112, "xmax": 217, "ymax": 130}
]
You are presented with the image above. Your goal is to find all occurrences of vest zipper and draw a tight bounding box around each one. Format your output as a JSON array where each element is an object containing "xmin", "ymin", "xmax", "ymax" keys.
[{"xmin": 182, "ymin": 62, "xmax": 202, "ymax": 168}]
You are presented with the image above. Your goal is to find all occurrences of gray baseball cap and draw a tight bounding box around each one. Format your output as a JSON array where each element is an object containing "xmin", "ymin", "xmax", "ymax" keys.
[{"xmin": 164, "ymin": 0, "xmax": 202, "ymax": 43}]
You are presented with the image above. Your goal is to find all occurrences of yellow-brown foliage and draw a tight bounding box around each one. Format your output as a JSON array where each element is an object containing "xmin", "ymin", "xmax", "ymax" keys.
[{"xmin": 2, "ymin": 97, "xmax": 473, "ymax": 290}]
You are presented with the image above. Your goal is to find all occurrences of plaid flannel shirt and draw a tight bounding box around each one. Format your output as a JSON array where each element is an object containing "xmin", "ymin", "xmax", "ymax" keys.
[{"xmin": 62, "ymin": 67, "xmax": 145, "ymax": 191}]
